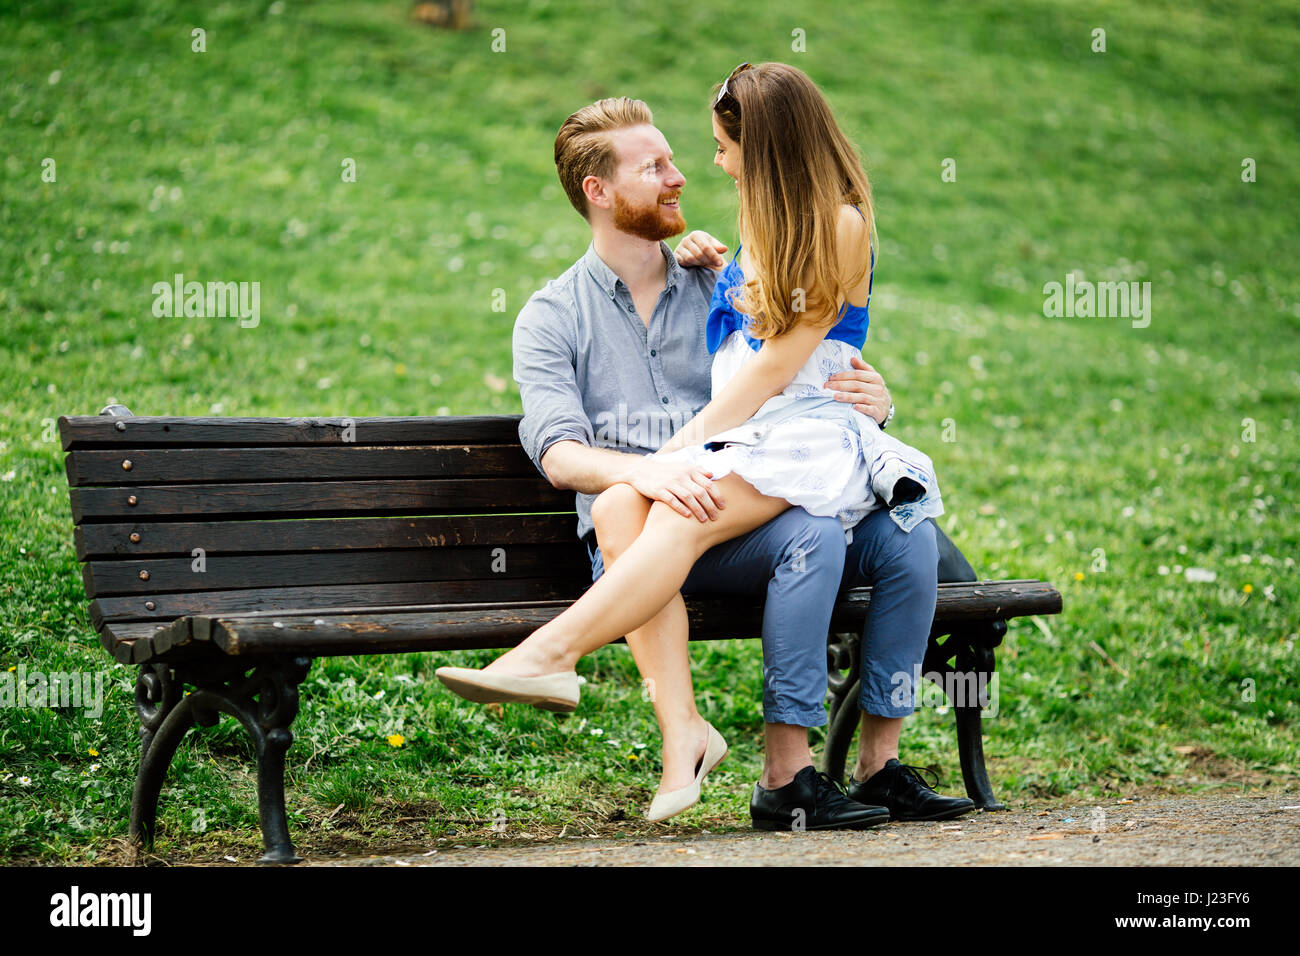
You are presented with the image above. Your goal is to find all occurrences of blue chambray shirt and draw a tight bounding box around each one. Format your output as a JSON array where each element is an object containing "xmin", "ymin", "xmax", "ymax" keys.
[{"xmin": 513, "ymin": 240, "xmax": 721, "ymax": 540}]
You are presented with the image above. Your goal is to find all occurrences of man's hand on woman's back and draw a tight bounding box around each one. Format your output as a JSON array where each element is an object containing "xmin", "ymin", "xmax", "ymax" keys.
[{"xmin": 825, "ymin": 355, "xmax": 892, "ymax": 425}]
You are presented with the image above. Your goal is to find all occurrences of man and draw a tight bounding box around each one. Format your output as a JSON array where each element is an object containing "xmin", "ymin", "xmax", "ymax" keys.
[{"xmin": 512, "ymin": 96, "xmax": 974, "ymax": 827}]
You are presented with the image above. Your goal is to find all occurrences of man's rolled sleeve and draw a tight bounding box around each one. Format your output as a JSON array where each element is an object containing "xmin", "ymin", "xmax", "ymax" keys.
[{"xmin": 512, "ymin": 297, "xmax": 594, "ymax": 480}]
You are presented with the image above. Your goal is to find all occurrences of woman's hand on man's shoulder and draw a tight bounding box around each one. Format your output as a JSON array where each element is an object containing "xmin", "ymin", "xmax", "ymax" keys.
[{"xmin": 674, "ymin": 230, "xmax": 729, "ymax": 270}]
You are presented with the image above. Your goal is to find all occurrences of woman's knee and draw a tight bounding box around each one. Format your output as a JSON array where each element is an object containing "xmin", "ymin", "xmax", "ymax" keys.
[
  {"xmin": 642, "ymin": 498, "xmax": 728, "ymax": 558},
  {"xmin": 592, "ymin": 483, "xmax": 650, "ymax": 557}
]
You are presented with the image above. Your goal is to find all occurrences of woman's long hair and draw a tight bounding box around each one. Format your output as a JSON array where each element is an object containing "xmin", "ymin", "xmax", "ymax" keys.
[{"xmin": 713, "ymin": 62, "xmax": 876, "ymax": 339}]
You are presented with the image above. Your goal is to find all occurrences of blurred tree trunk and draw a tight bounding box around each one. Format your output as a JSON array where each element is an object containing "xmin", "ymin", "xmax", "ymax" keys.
[{"xmin": 413, "ymin": 0, "xmax": 473, "ymax": 29}]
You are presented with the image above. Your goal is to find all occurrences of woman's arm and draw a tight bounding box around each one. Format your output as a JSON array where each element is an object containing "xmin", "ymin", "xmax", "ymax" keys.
[
  {"xmin": 656, "ymin": 318, "xmax": 830, "ymax": 455},
  {"xmin": 657, "ymin": 205, "xmax": 872, "ymax": 457}
]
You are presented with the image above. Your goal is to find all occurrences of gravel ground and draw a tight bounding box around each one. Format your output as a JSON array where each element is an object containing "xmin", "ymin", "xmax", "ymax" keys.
[{"xmin": 311, "ymin": 794, "xmax": 1300, "ymax": 867}]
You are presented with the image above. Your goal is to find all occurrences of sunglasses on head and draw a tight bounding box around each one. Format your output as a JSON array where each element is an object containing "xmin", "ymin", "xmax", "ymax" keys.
[{"xmin": 713, "ymin": 62, "xmax": 752, "ymax": 112}]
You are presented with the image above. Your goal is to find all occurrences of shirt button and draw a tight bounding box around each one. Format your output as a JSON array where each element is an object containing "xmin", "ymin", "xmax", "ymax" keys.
[
  {"xmin": 661, "ymin": 396, "xmax": 669, "ymax": 404},
  {"xmin": 650, "ymin": 349, "xmax": 657, "ymax": 356}
]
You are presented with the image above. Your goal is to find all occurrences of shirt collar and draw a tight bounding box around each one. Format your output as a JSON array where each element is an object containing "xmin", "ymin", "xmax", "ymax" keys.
[{"xmin": 583, "ymin": 240, "xmax": 682, "ymax": 300}]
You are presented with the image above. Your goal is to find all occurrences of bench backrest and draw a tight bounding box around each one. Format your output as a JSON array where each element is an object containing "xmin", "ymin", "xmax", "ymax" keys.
[{"xmin": 59, "ymin": 409, "xmax": 590, "ymax": 656}]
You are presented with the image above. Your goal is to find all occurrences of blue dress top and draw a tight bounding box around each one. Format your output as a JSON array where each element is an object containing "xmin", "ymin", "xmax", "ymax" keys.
[{"xmin": 705, "ymin": 236, "xmax": 873, "ymax": 355}]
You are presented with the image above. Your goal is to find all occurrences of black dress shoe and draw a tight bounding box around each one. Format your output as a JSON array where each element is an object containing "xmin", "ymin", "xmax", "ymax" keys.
[
  {"xmin": 750, "ymin": 765, "xmax": 891, "ymax": 831},
  {"xmin": 847, "ymin": 759, "xmax": 977, "ymax": 821}
]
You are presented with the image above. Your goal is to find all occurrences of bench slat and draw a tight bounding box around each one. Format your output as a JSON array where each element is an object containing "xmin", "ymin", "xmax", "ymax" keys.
[
  {"xmin": 74, "ymin": 513, "xmax": 578, "ymax": 559},
  {"xmin": 81, "ymin": 545, "xmax": 591, "ymax": 597},
  {"xmin": 205, "ymin": 601, "xmax": 771, "ymax": 657},
  {"xmin": 94, "ymin": 579, "xmax": 1062, "ymax": 662},
  {"xmin": 59, "ymin": 415, "xmax": 526, "ymax": 449},
  {"xmin": 90, "ymin": 577, "xmax": 589, "ymax": 629},
  {"xmin": 190, "ymin": 580, "xmax": 1063, "ymax": 658},
  {"xmin": 70, "ymin": 478, "xmax": 573, "ymax": 522},
  {"xmin": 65, "ymin": 445, "xmax": 537, "ymax": 486},
  {"xmin": 836, "ymin": 578, "xmax": 1063, "ymax": 622},
  {"xmin": 101, "ymin": 620, "xmax": 184, "ymax": 664}
]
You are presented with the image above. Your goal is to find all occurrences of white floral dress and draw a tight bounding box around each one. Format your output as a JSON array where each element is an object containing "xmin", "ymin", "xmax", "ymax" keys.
[{"xmin": 657, "ymin": 248, "xmax": 943, "ymax": 543}]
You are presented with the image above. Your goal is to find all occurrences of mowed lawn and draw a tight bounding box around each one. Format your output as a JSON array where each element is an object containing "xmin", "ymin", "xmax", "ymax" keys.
[{"xmin": 0, "ymin": 0, "xmax": 1296, "ymax": 861}]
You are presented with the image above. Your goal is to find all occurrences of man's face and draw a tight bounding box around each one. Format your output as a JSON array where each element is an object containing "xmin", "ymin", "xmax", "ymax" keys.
[{"xmin": 605, "ymin": 124, "xmax": 687, "ymax": 241}]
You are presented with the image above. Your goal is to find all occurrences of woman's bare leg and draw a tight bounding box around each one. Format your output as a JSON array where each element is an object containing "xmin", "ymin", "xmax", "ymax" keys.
[
  {"xmin": 488, "ymin": 473, "xmax": 791, "ymax": 676},
  {"xmin": 586, "ymin": 484, "xmax": 711, "ymax": 793}
]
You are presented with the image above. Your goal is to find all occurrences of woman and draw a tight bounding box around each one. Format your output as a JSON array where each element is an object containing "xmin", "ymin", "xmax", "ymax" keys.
[{"xmin": 437, "ymin": 62, "xmax": 943, "ymax": 821}]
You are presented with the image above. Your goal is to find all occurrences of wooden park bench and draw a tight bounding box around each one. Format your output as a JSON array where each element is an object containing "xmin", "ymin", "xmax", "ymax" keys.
[{"xmin": 58, "ymin": 403, "xmax": 1063, "ymax": 863}]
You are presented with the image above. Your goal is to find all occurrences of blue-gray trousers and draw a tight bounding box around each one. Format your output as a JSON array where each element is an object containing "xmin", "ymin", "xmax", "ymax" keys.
[{"xmin": 586, "ymin": 507, "xmax": 938, "ymax": 727}]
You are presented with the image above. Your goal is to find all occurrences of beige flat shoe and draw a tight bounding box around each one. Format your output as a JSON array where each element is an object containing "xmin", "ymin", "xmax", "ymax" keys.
[
  {"xmin": 646, "ymin": 722, "xmax": 728, "ymax": 823},
  {"xmin": 435, "ymin": 666, "xmax": 580, "ymax": 712}
]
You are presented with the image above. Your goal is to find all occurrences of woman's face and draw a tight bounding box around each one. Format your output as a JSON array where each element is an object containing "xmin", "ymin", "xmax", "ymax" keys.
[{"xmin": 712, "ymin": 112, "xmax": 741, "ymax": 188}]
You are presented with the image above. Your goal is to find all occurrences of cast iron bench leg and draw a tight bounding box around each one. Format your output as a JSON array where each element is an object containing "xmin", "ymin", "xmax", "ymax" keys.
[
  {"xmin": 129, "ymin": 657, "xmax": 312, "ymax": 864},
  {"xmin": 827, "ymin": 624, "xmax": 1007, "ymax": 809},
  {"xmin": 823, "ymin": 632, "xmax": 862, "ymax": 783},
  {"xmin": 952, "ymin": 639, "xmax": 1006, "ymax": 811},
  {"xmin": 130, "ymin": 662, "xmax": 190, "ymax": 852}
]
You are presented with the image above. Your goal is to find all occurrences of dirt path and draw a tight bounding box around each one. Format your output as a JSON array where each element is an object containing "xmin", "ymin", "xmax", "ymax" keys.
[{"xmin": 310, "ymin": 793, "xmax": 1299, "ymax": 867}]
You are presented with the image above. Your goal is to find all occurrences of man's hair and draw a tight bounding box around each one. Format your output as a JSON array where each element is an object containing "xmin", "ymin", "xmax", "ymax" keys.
[{"xmin": 554, "ymin": 97, "xmax": 654, "ymax": 220}]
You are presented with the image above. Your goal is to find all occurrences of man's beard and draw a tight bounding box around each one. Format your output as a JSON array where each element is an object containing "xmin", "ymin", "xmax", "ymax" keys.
[{"xmin": 613, "ymin": 190, "xmax": 686, "ymax": 242}]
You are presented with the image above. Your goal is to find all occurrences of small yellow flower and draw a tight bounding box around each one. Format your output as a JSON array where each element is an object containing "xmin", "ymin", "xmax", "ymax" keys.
[
  {"xmin": 385, "ymin": 733, "xmax": 405, "ymax": 748},
  {"xmin": 394, "ymin": 363, "xmax": 407, "ymax": 376},
  {"xmin": 1242, "ymin": 583, "xmax": 1253, "ymax": 594},
  {"xmin": 626, "ymin": 753, "xmax": 640, "ymax": 761},
  {"xmin": 6, "ymin": 666, "xmax": 14, "ymax": 673},
  {"xmin": 88, "ymin": 748, "xmax": 99, "ymax": 757},
  {"xmin": 1074, "ymin": 572, "xmax": 1085, "ymax": 581}
]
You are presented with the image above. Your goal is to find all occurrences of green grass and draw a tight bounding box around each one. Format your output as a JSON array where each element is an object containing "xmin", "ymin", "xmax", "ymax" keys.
[{"xmin": 1, "ymin": 0, "xmax": 1297, "ymax": 862}]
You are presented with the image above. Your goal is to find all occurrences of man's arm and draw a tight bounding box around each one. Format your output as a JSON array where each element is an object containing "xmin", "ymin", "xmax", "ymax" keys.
[
  {"xmin": 540, "ymin": 440, "xmax": 725, "ymax": 522},
  {"xmin": 513, "ymin": 302, "xmax": 725, "ymax": 522},
  {"xmin": 538, "ymin": 440, "xmax": 637, "ymax": 494}
]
